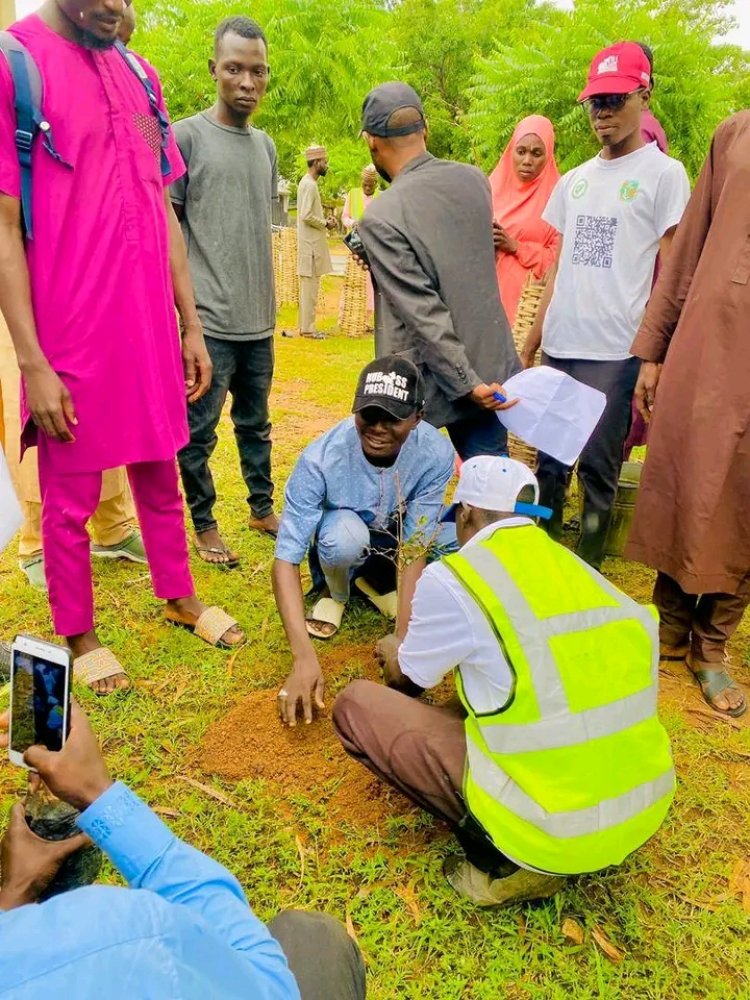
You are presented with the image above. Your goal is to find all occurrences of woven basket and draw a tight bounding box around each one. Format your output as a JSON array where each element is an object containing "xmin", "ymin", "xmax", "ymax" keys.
[
  {"xmin": 273, "ymin": 226, "xmax": 298, "ymax": 306},
  {"xmin": 339, "ymin": 255, "xmax": 369, "ymax": 337},
  {"xmin": 508, "ymin": 274, "xmax": 547, "ymax": 470}
]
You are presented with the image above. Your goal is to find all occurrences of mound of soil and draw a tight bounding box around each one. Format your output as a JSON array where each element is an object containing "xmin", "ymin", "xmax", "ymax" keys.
[{"xmin": 198, "ymin": 644, "xmax": 419, "ymax": 829}]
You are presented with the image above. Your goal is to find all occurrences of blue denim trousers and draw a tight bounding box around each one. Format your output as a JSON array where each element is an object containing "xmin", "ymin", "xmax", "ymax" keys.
[{"xmin": 178, "ymin": 335, "xmax": 274, "ymax": 532}]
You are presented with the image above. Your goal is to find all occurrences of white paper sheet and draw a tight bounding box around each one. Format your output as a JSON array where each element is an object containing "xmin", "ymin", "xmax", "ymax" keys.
[
  {"xmin": 0, "ymin": 447, "xmax": 22, "ymax": 554},
  {"xmin": 497, "ymin": 366, "xmax": 607, "ymax": 466}
]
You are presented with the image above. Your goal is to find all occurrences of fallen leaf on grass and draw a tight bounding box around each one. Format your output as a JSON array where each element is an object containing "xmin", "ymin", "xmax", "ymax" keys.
[
  {"xmin": 177, "ymin": 775, "xmax": 238, "ymax": 808},
  {"xmin": 561, "ymin": 917, "xmax": 585, "ymax": 945},
  {"xmin": 295, "ymin": 834, "xmax": 306, "ymax": 884},
  {"xmin": 154, "ymin": 806, "xmax": 181, "ymax": 819},
  {"xmin": 517, "ymin": 913, "xmax": 527, "ymax": 938},
  {"xmin": 345, "ymin": 905, "xmax": 358, "ymax": 942},
  {"xmin": 394, "ymin": 884, "xmax": 422, "ymax": 926},
  {"xmin": 591, "ymin": 926, "xmax": 625, "ymax": 963},
  {"xmin": 728, "ymin": 860, "xmax": 750, "ymax": 913}
]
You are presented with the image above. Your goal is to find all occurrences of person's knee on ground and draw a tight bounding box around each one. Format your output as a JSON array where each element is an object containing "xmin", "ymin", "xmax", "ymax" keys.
[
  {"xmin": 268, "ymin": 909, "xmax": 366, "ymax": 1000},
  {"xmin": 317, "ymin": 511, "xmax": 370, "ymax": 602},
  {"xmin": 332, "ymin": 678, "xmax": 374, "ymax": 751}
]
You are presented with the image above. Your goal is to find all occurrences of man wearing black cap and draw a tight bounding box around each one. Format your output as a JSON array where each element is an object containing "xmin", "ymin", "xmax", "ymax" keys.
[
  {"xmin": 356, "ymin": 82, "xmax": 520, "ymax": 460},
  {"xmin": 272, "ymin": 356, "xmax": 454, "ymax": 726}
]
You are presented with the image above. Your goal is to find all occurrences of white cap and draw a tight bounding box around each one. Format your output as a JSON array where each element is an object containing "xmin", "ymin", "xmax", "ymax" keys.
[{"xmin": 441, "ymin": 455, "xmax": 552, "ymax": 522}]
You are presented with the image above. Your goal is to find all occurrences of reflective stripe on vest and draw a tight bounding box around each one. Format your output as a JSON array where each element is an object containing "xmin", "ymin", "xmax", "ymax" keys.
[
  {"xmin": 466, "ymin": 738, "xmax": 674, "ymax": 839},
  {"xmin": 458, "ymin": 543, "xmax": 659, "ymax": 723}
]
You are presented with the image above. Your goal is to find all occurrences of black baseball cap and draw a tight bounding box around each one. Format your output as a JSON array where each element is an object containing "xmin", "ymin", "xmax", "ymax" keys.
[
  {"xmin": 361, "ymin": 82, "xmax": 426, "ymax": 138},
  {"xmin": 352, "ymin": 356, "xmax": 425, "ymax": 420}
]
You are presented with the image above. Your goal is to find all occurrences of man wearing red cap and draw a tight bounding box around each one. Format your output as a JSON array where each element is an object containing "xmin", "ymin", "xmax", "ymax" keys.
[{"xmin": 522, "ymin": 41, "xmax": 690, "ymax": 570}]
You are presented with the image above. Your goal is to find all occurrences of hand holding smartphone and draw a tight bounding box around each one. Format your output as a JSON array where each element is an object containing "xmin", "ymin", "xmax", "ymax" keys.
[{"xmin": 8, "ymin": 635, "xmax": 72, "ymax": 770}]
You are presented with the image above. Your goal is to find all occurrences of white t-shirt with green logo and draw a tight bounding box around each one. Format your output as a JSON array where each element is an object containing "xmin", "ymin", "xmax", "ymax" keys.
[{"xmin": 541, "ymin": 143, "xmax": 690, "ymax": 361}]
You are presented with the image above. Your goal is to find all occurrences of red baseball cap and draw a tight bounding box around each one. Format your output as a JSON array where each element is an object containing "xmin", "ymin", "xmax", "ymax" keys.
[{"xmin": 578, "ymin": 41, "xmax": 652, "ymax": 102}]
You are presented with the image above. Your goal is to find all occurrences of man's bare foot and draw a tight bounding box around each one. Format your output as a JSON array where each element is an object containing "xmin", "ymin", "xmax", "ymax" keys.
[
  {"xmin": 166, "ymin": 596, "xmax": 244, "ymax": 646},
  {"xmin": 248, "ymin": 512, "xmax": 279, "ymax": 538},
  {"xmin": 193, "ymin": 527, "xmax": 240, "ymax": 567},
  {"xmin": 68, "ymin": 630, "xmax": 130, "ymax": 696}
]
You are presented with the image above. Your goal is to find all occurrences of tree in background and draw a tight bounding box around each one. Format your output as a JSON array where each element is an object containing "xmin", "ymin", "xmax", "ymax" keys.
[
  {"xmin": 468, "ymin": 0, "xmax": 749, "ymax": 178},
  {"xmin": 136, "ymin": 0, "xmax": 748, "ymax": 193},
  {"xmin": 137, "ymin": 0, "xmax": 396, "ymax": 194}
]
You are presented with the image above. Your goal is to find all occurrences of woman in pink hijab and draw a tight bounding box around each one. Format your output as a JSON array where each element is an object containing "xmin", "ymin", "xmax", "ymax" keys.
[{"xmin": 489, "ymin": 115, "xmax": 561, "ymax": 326}]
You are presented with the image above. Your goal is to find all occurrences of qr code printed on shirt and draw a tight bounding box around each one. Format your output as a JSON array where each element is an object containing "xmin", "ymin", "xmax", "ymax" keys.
[{"xmin": 571, "ymin": 215, "xmax": 618, "ymax": 269}]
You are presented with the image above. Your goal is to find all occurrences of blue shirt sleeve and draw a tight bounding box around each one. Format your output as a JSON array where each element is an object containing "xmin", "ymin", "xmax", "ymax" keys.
[
  {"xmin": 402, "ymin": 434, "xmax": 454, "ymax": 547},
  {"xmin": 78, "ymin": 782, "xmax": 298, "ymax": 998},
  {"xmin": 274, "ymin": 449, "xmax": 327, "ymax": 564}
]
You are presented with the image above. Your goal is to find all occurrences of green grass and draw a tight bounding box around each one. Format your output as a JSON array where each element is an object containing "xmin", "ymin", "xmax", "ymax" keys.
[{"xmin": 1, "ymin": 331, "xmax": 749, "ymax": 998}]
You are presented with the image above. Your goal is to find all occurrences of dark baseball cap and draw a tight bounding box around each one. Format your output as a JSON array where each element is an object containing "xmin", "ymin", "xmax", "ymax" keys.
[
  {"xmin": 352, "ymin": 356, "xmax": 425, "ymax": 420},
  {"xmin": 361, "ymin": 82, "xmax": 425, "ymax": 138}
]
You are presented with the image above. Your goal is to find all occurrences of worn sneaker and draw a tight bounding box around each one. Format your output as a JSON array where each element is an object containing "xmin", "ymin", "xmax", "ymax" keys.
[
  {"xmin": 91, "ymin": 530, "xmax": 147, "ymax": 564},
  {"xmin": 19, "ymin": 555, "xmax": 47, "ymax": 591},
  {"xmin": 443, "ymin": 855, "xmax": 562, "ymax": 907}
]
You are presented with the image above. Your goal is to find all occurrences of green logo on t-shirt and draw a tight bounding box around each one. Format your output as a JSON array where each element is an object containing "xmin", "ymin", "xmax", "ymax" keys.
[
  {"xmin": 620, "ymin": 180, "xmax": 640, "ymax": 203},
  {"xmin": 572, "ymin": 178, "xmax": 588, "ymax": 199}
]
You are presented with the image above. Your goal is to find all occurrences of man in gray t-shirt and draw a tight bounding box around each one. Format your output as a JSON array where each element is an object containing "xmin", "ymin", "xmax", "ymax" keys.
[{"xmin": 170, "ymin": 16, "xmax": 280, "ymax": 565}]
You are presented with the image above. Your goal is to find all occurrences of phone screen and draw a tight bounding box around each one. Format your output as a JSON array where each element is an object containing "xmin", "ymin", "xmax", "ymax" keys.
[{"xmin": 10, "ymin": 651, "xmax": 69, "ymax": 755}]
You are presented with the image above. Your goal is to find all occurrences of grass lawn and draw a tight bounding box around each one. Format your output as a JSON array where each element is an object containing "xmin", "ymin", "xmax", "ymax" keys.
[{"xmin": 1, "ymin": 289, "xmax": 749, "ymax": 998}]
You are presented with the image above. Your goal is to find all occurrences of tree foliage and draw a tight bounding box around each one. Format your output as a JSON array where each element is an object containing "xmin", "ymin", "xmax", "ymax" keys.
[
  {"xmin": 468, "ymin": 0, "xmax": 749, "ymax": 179},
  {"xmin": 135, "ymin": 0, "xmax": 749, "ymax": 193}
]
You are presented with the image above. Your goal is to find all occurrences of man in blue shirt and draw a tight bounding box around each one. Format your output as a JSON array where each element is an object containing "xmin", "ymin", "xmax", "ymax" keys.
[
  {"xmin": 273, "ymin": 356, "xmax": 455, "ymax": 726},
  {"xmin": 0, "ymin": 704, "xmax": 365, "ymax": 999}
]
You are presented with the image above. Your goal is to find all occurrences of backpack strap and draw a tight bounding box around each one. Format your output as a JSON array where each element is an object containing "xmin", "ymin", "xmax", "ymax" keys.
[
  {"xmin": 0, "ymin": 30, "xmax": 71, "ymax": 239},
  {"xmin": 114, "ymin": 40, "xmax": 171, "ymax": 177}
]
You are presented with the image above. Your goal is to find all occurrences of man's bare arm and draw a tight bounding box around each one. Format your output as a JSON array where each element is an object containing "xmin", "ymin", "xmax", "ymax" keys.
[
  {"xmin": 521, "ymin": 242, "xmax": 561, "ymax": 368},
  {"xmin": 162, "ymin": 190, "xmax": 212, "ymax": 403},
  {"xmin": 271, "ymin": 559, "xmax": 325, "ymax": 726},
  {"xmin": 0, "ymin": 194, "xmax": 75, "ymax": 441}
]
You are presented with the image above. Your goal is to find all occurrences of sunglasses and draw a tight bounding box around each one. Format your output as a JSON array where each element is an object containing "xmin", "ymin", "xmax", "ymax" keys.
[{"xmin": 583, "ymin": 89, "xmax": 644, "ymax": 114}]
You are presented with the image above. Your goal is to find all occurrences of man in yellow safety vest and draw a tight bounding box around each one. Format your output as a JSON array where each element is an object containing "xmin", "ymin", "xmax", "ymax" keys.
[{"xmin": 334, "ymin": 455, "xmax": 675, "ymax": 906}]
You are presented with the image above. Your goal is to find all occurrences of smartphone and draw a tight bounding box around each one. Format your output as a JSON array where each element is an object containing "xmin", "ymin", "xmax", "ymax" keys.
[
  {"xmin": 9, "ymin": 635, "xmax": 72, "ymax": 769},
  {"xmin": 343, "ymin": 228, "xmax": 370, "ymax": 269}
]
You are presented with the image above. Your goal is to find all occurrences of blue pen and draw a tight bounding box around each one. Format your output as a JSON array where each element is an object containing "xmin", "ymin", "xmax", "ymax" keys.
[{"xmin": 493, "ymin": 391, "xmax": 507, "ymax": 404}]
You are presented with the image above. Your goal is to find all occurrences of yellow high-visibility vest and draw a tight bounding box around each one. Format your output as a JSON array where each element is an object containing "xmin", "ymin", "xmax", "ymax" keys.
[
  {"xmin": 349, "ymin": 184, "xmax": 379, "ymax": 222},
  {"xmin": 444, "ymin": 523, "xmax": 675, "ymax": 875}
]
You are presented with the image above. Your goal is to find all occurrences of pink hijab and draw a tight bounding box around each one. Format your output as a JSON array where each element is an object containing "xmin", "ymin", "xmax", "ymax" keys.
[{"xmin": 489, "ymin": 115, "xmax": 560, "ymax": 229}]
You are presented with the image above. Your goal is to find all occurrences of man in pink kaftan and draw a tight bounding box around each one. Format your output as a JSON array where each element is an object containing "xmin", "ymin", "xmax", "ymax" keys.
[{"xmin": 0, "ymin": 0, "xmax": 243, "ymax": 694}]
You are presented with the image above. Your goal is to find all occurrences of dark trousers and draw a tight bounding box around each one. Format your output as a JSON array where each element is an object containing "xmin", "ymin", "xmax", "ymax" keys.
[
  {"xmin": 269, "ymin": 910, "xmax": 366, "ymax": 1000},
  {"xmin": 654, "ymin": 571, "xmax": 750, "ymax": 665},
  {"xmin": 446, "ymin": 410, "xmax": 508, "ymax": 461},
  {"xmin": 536, "ymin": 354, "xmax": 638, "ymax": 570},
  {"xmin": 178, "ymin": 336, "xmax": 274, "ymax": 532}
]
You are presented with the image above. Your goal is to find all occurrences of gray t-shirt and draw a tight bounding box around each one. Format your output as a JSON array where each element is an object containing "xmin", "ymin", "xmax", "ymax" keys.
[{"xmin": 170, "ymin": 112, "xmax": 278, "ymax": 341}]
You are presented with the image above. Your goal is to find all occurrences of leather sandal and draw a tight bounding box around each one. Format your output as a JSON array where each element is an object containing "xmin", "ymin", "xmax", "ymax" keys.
[{"xmin": 687, "ymin": 655, "xmax": 747, "ymax": 719}]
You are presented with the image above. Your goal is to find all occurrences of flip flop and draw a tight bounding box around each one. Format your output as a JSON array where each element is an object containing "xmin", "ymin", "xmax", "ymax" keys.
[
  {"xmin": 306, "ymin": 597, "xmax": 345, "ymax": 640},
  {"xmin": 165, "ymin": 606, "xmax": 243, "ymax": 648},
  {"xmin": 193, "ymin": 540, "xmax": 241, "ymax": 569},
  {"xmin": 687, "ymin": 656, "xmax": 747, "ymax": 719},
  {"xmin": 354, "ymin": 578, "xmax": 398, "ymax": 619},
  {"xmin": 301, "ymin": 331, "xmax": 325, "ymax": 340},
  {"xmin": 74, "ymin": 647, "xmax": 130, "ymax": 696}
]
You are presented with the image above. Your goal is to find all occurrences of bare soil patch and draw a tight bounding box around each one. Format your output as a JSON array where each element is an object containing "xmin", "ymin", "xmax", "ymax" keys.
[{"xmin": 198, "ymin": 643, "xmax": 420, "ymax": 829}]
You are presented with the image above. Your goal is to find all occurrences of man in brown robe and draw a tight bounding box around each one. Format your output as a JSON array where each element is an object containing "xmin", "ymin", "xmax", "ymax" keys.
[{"xmin": 627, "ymin": 112, "xmax": 750, "ymax": 719}]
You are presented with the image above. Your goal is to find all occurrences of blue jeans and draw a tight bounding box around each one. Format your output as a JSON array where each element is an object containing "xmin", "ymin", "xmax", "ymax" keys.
[
  {"xmin": 309, "ymin": 509, "xmax": 457, "ymax": 602},
  {"xmin": 446, "ymin": 411, "xmax": 508, "ymax": 461},
  {"xmin": 178, "ymin": 336, "xmax": 274, "ymax": 532}
]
